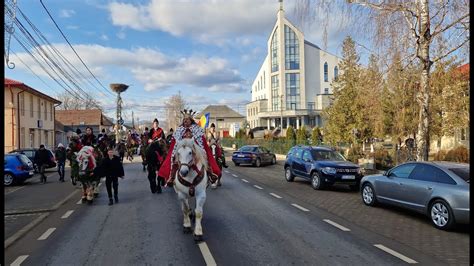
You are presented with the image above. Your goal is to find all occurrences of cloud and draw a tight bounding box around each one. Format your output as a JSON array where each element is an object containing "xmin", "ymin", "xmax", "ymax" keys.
[
  {"xmin": 59, "ymin": 9, "xmax": 76, "ymax": 18},
  {"xmin": 116, "ymin": 31, "xmax": 126, "ymax": 39},
  {"xmin": 14, "ymin": 43, "xmax": 246, "ymax": 94},
  {"xmin": 107, "ymin": 0, "xmax": 283, "ymax": 45},
  {"xmin": 100, "ymin": 34, "xmax": 109, "ymax": 41},
  {"xmin": 66, "ymin": 25, "xmax": 79, "ymax": 30}
]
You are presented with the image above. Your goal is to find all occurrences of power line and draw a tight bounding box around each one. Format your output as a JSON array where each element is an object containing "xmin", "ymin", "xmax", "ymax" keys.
[{"xmin": 40, "ymin": 0, "xmax": 114, "ymax": 97}]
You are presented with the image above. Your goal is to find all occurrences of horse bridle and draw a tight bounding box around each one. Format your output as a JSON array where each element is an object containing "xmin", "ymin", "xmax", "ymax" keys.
[{"xmin": 176, "ymin": 152, "xmax": 205, "ymax": 197}]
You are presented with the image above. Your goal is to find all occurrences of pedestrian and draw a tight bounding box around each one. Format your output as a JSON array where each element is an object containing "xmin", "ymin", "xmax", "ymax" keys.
[
  {"xmin": 55, "ymin": 143, "xmax": 67, "ymax": 182},
  {"xmin": 101, "ymin": 146, "xmax": 125, "ymax": 205},
  {"xmin": 34, "ymin": 144, "xmax": 51, "ymax": 184}
]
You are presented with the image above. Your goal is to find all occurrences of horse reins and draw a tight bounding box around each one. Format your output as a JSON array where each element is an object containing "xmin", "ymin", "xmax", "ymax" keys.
[{"xmin": 177, "ymin": 158, "xmax": 205, "ymax": 197}]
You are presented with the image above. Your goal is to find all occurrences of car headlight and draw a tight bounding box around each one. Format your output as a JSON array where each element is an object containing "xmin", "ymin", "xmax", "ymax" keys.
[{"xmin": 322, "ymin": 167, "xmax": 336, "ymax": 175}]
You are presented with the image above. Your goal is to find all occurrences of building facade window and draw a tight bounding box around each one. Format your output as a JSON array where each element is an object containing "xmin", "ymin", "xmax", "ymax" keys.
[
  {"xmin": 284, "ymin": 25, "xmax": 300, "ymax": 70},
  {"xmin": 324, "ymin": 62, "xmax": 328, "ymax": 82},
  {"xmin": 307, "ymin": 102, "xmax": 315, "ymax": 110},
  {"xmin": 324, "ymin": 88, "xmax": 329, "ymax": 94},
  {"xmin": 334, "ymin": 66, "xmax": 339, "ymax": 81},
  {"xmin": 38, "ymin": 98, "xmax": 41, "ymax": 119},
  {"xmin": 20, "ymin": 127, "xmax": 25, "ymax": 148},
  {"xmin": 286, "ymin": 73, "xmax": 300, "ymax": 110},
  {"xmin": 30, "ymin": 94, "xmax": 34, "ymax": 117},
  {"xmin": 271, "ymin": 27, "xmax": 279, "ymax": 72},
  {"xmin": 271, "ymin": 75, "xmax": 280, "ymax": 111},
  {"xmin": 19, "ymin": 93, "xmax": 25, "ymax": 116}
]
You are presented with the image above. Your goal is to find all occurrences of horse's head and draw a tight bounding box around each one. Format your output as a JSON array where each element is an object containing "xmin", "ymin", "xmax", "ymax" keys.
[
  {"xmin": 76, "ymin": 146, "xmax": 96, "ymax": 174},
  {"xmin": 175, "ymin": 138, "xmax": 206, "ymax": 177}
]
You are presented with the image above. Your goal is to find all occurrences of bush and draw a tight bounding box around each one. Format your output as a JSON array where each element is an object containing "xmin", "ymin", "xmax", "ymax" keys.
[
  {"xmin": 433, "ymin": 149, "xmax": 447, "ymax": 161},
  {"xmin": 346, "ymin": 145, "xmax": 363, "ymax": 164},
  {"xmin": 370, "ymin": 149, "xmax": 394, "ymax": 170},
  {"xmin": 296, "ymin": 126, "xmax": 309, "ymax": 144},
  {"xmin": 311, "ymin": 127, "xmax": 322, "ymax": 146},
  {"xmin": 286, "ymin": 126, "xmax": 296, "ymax": 140},
  {"xmin": 442, "ymin": 146, "xmax": 469, "ymax": 163}
]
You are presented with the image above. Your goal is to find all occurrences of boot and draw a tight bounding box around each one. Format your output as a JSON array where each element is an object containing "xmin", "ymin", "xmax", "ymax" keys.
[
  {"xmin": 114, "ymin": 195, "xmax": 119, "ymax": 203},
  {"xmin": 108, "ymin": 198, "xmax": 114, "ymax": 205}
]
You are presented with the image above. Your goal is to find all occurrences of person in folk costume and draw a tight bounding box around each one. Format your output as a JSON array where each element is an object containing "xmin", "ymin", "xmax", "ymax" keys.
[
  {"xmin": 166, "ymin": 128, "xmax": 174, "ymax": 144},
  {"xmin": 66, "ymin": 135, "xmax": 83, "ymax": 187},
  {"xmin": 148, "ymin": 118, "xmax": 165, "ymax": 143},
  {"xmin": 207, "ymin": 123, "xmax": 229, "ymax": 168},
  {"xmin": 81, "ymin": 127, "xmax": 97, "ymax": 146},
  {"xmin": 158, "ymin": 109, "xmax": 222, "ymax": 186}
]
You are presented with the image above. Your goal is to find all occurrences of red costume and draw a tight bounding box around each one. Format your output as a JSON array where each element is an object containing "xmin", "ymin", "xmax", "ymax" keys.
[
  {"xmin": 148, "ymin": 127, "xmax": 164, "ymax": 141},
  {"xmin": 158, "ymin": 124, "xmax": 221, "ymax": 183}
]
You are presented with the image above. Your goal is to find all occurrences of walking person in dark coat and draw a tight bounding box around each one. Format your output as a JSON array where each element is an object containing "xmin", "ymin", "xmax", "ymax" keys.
[
  {"xmin": 101, "ymin": 147, "xmax": 125, "ymax": 205},
  {"xmin": 35, "ymin": 144, "xmax": 51, "ymax": 184},
  {"xmin": 55, "ymin": 143, "xmax": 67, "ymax": 182}
]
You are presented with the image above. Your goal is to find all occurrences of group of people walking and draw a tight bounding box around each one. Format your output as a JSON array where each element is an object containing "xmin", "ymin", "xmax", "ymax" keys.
[{"xmin": 37, "ymin": 112, "xmax": 228, "ymax": 205}]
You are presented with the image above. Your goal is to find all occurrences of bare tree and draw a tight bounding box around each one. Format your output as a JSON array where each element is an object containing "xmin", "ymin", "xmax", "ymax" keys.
[
  {"xmin": 165, "ymin": 91, "xmax": 187, "ymax": 131},
  {"xmin": 56, "ymin": 91, "xmax": 103, "ymax": 111},
  {"xmin": 295, "ymin": 0, "xmax": 469, "ymax": 161}
]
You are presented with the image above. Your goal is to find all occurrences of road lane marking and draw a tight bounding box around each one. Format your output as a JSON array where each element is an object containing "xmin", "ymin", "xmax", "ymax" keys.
[
  {"xmin": 37, "ymin": 228, "xmax": 56, "ymax": 240},
  {"xmin": 241, "ymin": 179, "xmax": 249, "ymax": 183},
  {"xmin": 5, "ymin": 186, "xmax": 25, "ymax": 195},
  {"xmin": 11, "ymin": 255, "xmax": 29, "ymax": 266},
  {"xmin": 374, "ymin": 244, "xmax": 418, "ymax": 264},
  {"xmin": 269, "ymin": 193, "xmax": 282, "ymax": 199},
  {"xmin": 61, "ymin": 210, "xmax": 74, "ymax": 219},
  {"xmin": 253, "ymin": 185, "xmax": 263, "ymax": 190},
  {"xmin": 291, "ymin": 203, "xmax": 309, "ymax": 212},
  {"xmin": 224, "ymin": 170, "xmax": 229, "ymax": 173},
  {"xmin": 323, "ymin": 219, "xmax": 351, "ymax": 232},
  {"xmin": 76, "ymin": 199, "xmax": 83, "ymax": 204},
  {"xmin": 232, "ymin": 174, "xmax": 238, "ymax": 177},
  {"xmin": 198, "ymin": 242, "xmax": 217, "ymax": 266}
]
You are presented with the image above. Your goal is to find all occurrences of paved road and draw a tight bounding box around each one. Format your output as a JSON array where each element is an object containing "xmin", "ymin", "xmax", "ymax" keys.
[{"xmin": 4, "ymin": 156, "xmax": 468, "ymax": 265}]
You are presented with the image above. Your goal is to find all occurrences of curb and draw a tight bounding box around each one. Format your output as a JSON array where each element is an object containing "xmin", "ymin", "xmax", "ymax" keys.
[{"xmin": 4, "ymin": 189, "xmax": 79, "ymax": 250}]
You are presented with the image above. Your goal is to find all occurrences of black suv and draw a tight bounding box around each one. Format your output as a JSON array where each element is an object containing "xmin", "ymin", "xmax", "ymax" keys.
[{"xmin": 284, "ymin": 145, "xmax": 363, "ymax": 191}]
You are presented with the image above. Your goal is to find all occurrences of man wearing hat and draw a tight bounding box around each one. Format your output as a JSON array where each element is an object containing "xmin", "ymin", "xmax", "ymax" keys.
[
  {"xmin": 207, "ymin": 123, "xmax": 229, "ymax": 168},
  {"xmin": 55, "ymin": 143, "xmax": 67, "ymax": 182},
  {"xmin": 148, "ymin": 118, "xmax": 165, "ymax": 142}
]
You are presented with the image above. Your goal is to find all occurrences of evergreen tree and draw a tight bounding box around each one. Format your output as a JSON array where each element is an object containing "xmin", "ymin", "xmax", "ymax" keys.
[
  {"xmin": 286, "ymin": 126, "xmax": 296, "ymax": 141},
  {"xmin": 311, "ymin": 127, "xmax": 322, "ymax": 146},
  {"xmin": 296, "ymin": 126, "xmax": 308, "ymax": 144}
]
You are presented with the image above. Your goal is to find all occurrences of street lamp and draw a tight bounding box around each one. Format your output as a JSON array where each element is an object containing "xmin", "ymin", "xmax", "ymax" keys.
[{"xmin": 110, "ymin": 83, "xmax": 129, "ymax": 144}]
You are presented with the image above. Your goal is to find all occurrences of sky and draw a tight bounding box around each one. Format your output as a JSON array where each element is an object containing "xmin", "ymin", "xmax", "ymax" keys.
[{"xmin": 5, "ymin": 0, "xmax": 366, "ymax": 124}]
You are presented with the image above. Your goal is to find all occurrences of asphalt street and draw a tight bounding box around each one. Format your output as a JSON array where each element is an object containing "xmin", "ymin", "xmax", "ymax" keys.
[{"xmin": 4, "ymin": 156, "xmax": 468, "ymax": 265}]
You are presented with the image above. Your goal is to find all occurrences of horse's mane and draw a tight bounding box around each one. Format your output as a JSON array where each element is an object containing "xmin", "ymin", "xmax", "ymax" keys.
[
  {"xmin": 177, "ymin": 138, "xmax": 208, "ymax": 171},
  {"xmin": 77, "ymin": 146, "xmax": 96, "ymax": 169}
]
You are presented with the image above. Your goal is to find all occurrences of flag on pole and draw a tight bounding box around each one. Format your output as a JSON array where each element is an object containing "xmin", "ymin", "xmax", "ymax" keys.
[{"xmin": 199, "ymin": 113, "xmax": 210, "ymax": 128}]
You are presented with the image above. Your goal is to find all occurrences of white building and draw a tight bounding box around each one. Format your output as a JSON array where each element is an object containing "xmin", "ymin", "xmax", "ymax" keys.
[{"xmin": 246, "ymin": 1, "xmax": 341, "ymax": 132}]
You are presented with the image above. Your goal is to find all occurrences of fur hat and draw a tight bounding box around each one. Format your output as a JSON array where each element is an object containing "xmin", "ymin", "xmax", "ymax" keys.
[{"xmin": 180, "ymin": 109, "xmax": 196, "ymax": 121}]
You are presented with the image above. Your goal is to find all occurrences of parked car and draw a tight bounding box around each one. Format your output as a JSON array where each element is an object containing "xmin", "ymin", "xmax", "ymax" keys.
[
  {"xmin": 9, "ymin": 148, "xmax": 56, "ymax": 172},
  {"xmin": 360, "ymin": 161, "xmax": 470, "ymax": 230},
  {"xmin": 4, "ymin": 153, "xmax": 35, "ymax": 186},
  {"xmin": 232, "ymin": 145, "xmax": 276, "ymax": 167},
  {"xmin": 284, "ymin": 145, "xmax": 362, "ymax": 191}
]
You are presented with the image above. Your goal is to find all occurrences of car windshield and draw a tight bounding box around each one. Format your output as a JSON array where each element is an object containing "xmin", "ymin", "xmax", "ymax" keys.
[
  {"xmin": 449, "ymin": 168, "xmax": 470, "ymax": 182},
  {"xmin": 239, "ymin": 146, "xmax": 257, "ymax": 152},
  {"xmin": 311, "ymin": 150, "xmax": 346, "ymax": 161},
  {"xmin": 18, "ymin": 154, "xmax": 31, "ymax": 165}
]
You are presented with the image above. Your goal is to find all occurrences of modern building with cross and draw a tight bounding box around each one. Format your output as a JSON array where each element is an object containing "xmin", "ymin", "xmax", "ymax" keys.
[{"xmin": 246, "ymin": 1, "xmax": 341, "ymax": 134}]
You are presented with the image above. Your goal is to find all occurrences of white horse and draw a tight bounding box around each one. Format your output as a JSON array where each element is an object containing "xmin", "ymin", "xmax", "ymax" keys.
[{"xmin": 173, "ymin": 138, "xmax": 208, "ymax": 241}]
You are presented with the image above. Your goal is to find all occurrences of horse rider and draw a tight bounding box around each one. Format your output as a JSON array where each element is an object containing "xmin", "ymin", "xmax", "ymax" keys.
[
  {"xmin": 81, "ymin": 127, "xmax": 97, "ymax": 146},
  {"xmin": 148, "ymin": 118, "xmax": 165, "ymax": 143},
  {"xmin": 207, "ymin": 123, "xmax": 229, "ymax": 168},
  {"xmin": 166, "ymin": 128, "xmax": 174, "ymax": 144},
  {"xmin": 158, "ymin": 109, "xmax": 222, "ymax": 186}
]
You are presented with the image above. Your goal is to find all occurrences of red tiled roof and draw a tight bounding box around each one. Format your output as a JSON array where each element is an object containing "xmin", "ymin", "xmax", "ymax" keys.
[
  {"xmin": 56, "ymin": 109, "xmax": 113, "ymax": 127},
  {"xmin": 5, "ymin": 77, "xmax": 61, "ymax": 104},
  {"xmin": 458, "ymin": 63, "xmax": 469, "ymax": 74}
]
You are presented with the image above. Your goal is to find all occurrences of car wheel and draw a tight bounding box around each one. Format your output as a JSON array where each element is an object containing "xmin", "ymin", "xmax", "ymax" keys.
[
  {"xmin": 430, "ymin": 199, "xmax": 455, "ymax": 230},
  {"xmin": 234, "ymin": 162, "xmax": 240, "ymax": 166},
  {"xmin": 271, "ymin": 156, "xmax": 276, "ymax": 165},
  {"xmin": 254, "ymin": 158, "xmax": 261, "ymax": 167},
  {"xmin": 285, "ymin": 167, "xmax": 294, "ymax": 182},
  {"xmin": 361, "ymin": 183, "xmax": 377, "ymax": 206},
  {"xmin": 311, "ymin": 172, "xmax": 324, "ymax": 190},
  {"xmin": 4, "ymin": 173, "xmax": 15, "ymax": 186}
]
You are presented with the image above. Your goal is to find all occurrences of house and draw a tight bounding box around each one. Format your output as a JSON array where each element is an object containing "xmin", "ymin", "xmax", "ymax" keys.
[
  {"xmin": 196, "ymin": 105, "xmax": 245, "ymax": 137},
  {"xmin": 246, "ymin": 1, "xmax": 341, "ymax": 133},
  {"xmin": 4, "ymin": 78, "xmax": 61, "ymax": 152},
  {"xmin": 55, "ymin": 109, "xmax": 114, "ymax": 137}
]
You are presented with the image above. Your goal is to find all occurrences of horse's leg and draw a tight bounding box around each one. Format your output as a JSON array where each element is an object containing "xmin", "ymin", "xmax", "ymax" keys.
[
  {"xmin": 86, "ymin": 182, "xmax": 94, "ymax": 204},
  {"xmin": 193, "ymin": 188, "xmax": 206, "ymax": 241},
  {"xmin": 180, "ymin": 194, "xmax": 192, "ymax": 234},
  {"xmin": 81, "ymin": 182, "xmax": 87, "ymax": 202},
  {"xmin": 93, "ymin": 180, "xmax": 100, "ymax": 197}
]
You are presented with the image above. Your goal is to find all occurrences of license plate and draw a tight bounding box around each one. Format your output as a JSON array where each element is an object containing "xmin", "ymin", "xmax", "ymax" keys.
[
  {"xmin": 238, "ymin": 155, "xmax": 245, "ymax": 157},
  {"xmin": 342, "ymin": 175, "xmax": 355, "ymax": 180},
  {"xmin": 29, "ymin": 171, "xmax": 34, "ymax": 175}
]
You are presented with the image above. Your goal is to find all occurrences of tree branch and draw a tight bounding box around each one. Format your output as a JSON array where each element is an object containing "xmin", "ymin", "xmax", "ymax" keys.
[
  {"xmin": 402, "ymin": 10, "xmax": 420, "ymax": 39},
  {"xmin": 432, "ymin": 13, "xmax": 470, "ymax": 38},
  {"xmin": 430, "ymin": 0, "xmax": 450, "ymax": 21},
  {"xmin": 432, "ymin": 37, "xmax": 470, "ymax": 62}
]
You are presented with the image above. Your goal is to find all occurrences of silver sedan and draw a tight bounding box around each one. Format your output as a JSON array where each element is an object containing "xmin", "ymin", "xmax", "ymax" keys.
[{"xmin": 360, "ymin": 161, "xmax": 469, "ymax": 230}]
